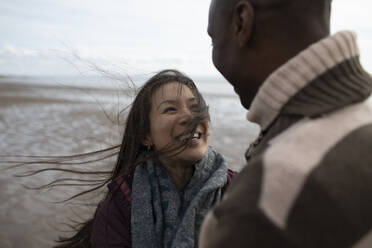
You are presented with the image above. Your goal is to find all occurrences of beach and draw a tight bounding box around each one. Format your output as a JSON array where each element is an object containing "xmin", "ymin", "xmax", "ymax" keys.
[{"xmin": 0, "ymin": 76, "xmax": 259, "ymax": 247}]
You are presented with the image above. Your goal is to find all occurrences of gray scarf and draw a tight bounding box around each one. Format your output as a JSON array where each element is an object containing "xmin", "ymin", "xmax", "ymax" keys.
[{"xmin": 131, "ymin": 147, "xmax": 227, "ymax": 248}]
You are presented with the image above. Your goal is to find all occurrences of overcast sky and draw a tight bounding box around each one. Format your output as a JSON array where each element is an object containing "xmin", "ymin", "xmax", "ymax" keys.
[{"xmin": 0, "ymin": 0, "xmax": 371, "ymax": 77}]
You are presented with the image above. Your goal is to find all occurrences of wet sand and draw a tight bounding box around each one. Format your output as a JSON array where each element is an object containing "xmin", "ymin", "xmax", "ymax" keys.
[{"xmin": 0, "ymin": 78, "xmax": 259, "ymax": 247}]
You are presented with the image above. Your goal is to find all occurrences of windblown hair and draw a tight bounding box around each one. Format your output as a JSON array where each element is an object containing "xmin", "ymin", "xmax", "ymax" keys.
[
  {"xmin": 3, "ymin": 69, "xmax": 209, "ymax": 247},
  {"xmin": 112, "ymin": 69, "xmax": 210, "ymax": 178}
]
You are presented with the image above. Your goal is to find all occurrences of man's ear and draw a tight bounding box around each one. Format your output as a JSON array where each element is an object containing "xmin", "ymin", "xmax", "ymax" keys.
[{"xmin": 233, "ymin": 1, "xmax": 255, "ymax": 47}]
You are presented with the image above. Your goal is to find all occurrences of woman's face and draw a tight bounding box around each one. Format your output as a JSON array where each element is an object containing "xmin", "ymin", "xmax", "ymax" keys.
[{"xmin": 147, "ymin": 82, "xmax": 210, "ymax": 165}]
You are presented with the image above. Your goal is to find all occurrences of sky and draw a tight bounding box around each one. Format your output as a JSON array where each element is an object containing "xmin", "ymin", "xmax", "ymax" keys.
[{"xmin": 0, "ymin": 0, "xmax": 371, "ymax": 77}]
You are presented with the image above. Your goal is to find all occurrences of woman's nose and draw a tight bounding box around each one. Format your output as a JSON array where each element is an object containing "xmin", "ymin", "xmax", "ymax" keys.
[{"xmin": 178, "ymin": 108, "xmax": 192, "ymax": 125}]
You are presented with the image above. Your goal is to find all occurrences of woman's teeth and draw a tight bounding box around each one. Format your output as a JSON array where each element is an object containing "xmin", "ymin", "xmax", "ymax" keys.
[
  {"xmin": 193, "ymin": 132, "xmax": 201, "ymax": 139},
  {"xmin": 179, "ymin": 132, "xmax": 201, "ymax": 141}
]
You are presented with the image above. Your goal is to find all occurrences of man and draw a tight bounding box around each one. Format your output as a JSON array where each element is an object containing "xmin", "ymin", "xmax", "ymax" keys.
[{"xmin": 200, "ymin": 0, "xmax": 372, "ymax": 247}]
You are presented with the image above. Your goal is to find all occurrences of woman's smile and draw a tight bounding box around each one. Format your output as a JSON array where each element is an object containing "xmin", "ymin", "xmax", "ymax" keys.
[{"xmin": 146, "ymin": 82, "xmax": 210, "ymax": 165}]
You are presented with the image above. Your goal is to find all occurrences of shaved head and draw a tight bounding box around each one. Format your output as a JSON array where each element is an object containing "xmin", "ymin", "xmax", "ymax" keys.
[
  {"xmin": 210, "ymin": 0, "xmax": 330, "ymax": 12},
  {"xmin": 208, "ymin": 0, "xmax": 332, "ymax": 108},
  {"xmin": 212, "ymin": 0, "xmax": 294, "ymax": 10}
]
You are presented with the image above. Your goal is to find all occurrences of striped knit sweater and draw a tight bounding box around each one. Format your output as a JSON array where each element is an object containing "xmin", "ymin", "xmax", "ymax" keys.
[{"xmin": 200, "ymin": 31, "xmax": 372, "ymax": 248}]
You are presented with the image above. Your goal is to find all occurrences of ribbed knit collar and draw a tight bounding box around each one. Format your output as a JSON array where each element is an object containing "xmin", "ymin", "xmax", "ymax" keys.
[{"xmin": 247, "ymin": 31, "xmax": 371, "ymax": 131}]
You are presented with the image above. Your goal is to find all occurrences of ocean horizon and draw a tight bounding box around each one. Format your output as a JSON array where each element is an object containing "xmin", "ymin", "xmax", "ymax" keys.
[{"xmin": 0, "ymin": 73, "xmax": 259, "ymax": 247}]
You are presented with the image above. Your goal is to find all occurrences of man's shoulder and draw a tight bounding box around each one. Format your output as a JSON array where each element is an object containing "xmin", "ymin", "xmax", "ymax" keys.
[
  {"xmin": 216, "ymin": 98, "xmax": 372, "ymax": 222},
  {"xmin": 206, "ymin": 105, "xmax": 372, "ymax": 248},
  {"xmin": 267, "ymin": 98, "xmax": 372, "ymax": 163}
]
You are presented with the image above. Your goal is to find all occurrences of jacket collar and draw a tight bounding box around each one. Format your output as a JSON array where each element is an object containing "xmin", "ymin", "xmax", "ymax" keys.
[{"xmin": 247, "ymin": 31, "xmax": 371, "ymax": 131}]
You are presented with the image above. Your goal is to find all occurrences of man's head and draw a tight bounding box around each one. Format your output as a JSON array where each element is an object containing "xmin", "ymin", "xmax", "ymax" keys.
[{"xmin": 208, "ymin": 0, "xmax": 332, "ymax": 109}]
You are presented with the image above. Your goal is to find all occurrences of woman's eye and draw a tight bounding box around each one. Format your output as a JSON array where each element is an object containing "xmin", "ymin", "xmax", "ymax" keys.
[{"xmin": 163, "ymin": 107, "xmax": 177, "ymax": 113}]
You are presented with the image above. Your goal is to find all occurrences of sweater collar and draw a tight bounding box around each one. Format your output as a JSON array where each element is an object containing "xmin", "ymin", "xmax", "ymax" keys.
[{"xmin": 247, "ymin": 31, "xmax": 365, "ymax": 130}]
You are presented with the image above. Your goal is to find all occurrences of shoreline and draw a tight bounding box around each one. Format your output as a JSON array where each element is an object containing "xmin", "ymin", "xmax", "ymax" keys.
[{"xmin": 0, "ymin": 77, "xmax": 258, "ymax": 247}]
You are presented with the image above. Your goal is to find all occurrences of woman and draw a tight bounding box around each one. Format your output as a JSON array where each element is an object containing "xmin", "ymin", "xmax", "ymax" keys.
[{"xmin": 54, "ymin": 69, "xmax": 235, "ymax": 248}]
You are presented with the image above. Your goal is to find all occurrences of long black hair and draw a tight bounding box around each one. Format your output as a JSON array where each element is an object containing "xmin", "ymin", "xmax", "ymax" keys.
[
  {"xmin": 112, "ymin": 69, "xmax": 210, "ymax": 178},
  {"xmin": 4, "ymin": 69, "xmax": 209, "ymax": 247}
]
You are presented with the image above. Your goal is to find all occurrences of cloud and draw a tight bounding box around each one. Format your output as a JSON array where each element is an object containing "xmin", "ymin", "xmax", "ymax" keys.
[
  {"xmin": 1, "ymin": 44, "xmax": 38, "ymax": 57},
  {"xmin": 0, "ymin": 43, "xmax": 217, "ymax": 76},
  {"xmin": 1, "ymin": 0, "xmax": 370, "ymax": 76},
  {"xmin": 0, "ymin": 0, "xmax": 216, "ymax": 76}
]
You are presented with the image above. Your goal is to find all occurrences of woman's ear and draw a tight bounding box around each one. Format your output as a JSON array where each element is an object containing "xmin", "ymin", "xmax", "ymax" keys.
[
  {"xmin": 142, "ymin": 136, "xmax": 153, "ymax": 150},
  {"xmin": 233, "ymin": 1, "xmax": 255, "ymax": 47}
]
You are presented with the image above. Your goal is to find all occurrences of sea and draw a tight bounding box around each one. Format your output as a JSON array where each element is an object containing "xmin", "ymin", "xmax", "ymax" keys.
[{"xmin": 0, "ymin": 74, "xmax": 259, "ymax": 247}]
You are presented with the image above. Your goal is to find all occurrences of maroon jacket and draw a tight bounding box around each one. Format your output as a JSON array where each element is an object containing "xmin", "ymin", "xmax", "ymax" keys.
[{"xmin": 91, "ymin": 169, "xmax": 236, "ymax": 247}]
